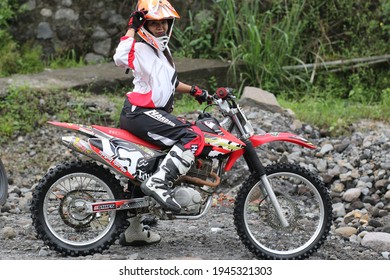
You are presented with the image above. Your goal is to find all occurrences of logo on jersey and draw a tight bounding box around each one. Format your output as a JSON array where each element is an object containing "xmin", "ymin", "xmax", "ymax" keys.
[{"xmin": 144, "ymin": 110, "xmax": 176, "ymax": 127}]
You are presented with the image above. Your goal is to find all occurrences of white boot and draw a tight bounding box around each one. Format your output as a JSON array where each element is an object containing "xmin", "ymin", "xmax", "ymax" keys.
[
  {"xmin": 119, "ymin": 216, "xmax": 161, "ymax": 246},
  {"xmin": 141, "ymin": 145, "xmax": 194, "ymax": 212}
]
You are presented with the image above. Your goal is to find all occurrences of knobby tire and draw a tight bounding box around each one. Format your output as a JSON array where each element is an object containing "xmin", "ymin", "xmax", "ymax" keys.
[
  {"xmin": 30, "ymin": 161, "xmax": 128, "ymax": 257},
  {"xmin": 234, "ymin": 162, "xmax": 333, "ymax": 260}
]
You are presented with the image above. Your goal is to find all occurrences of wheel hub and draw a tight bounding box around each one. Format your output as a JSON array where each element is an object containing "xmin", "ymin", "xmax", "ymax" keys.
[
  {"xmin": 265, "ymin": 196, "xmax": 298, "ymax": 230},
  {"xmin": 59, "ymin": 190, "xmax": 96, "ymax": 228}
]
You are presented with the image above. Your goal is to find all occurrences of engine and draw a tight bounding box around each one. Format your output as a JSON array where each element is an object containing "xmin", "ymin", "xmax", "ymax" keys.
[
  {"xmin": 173, "ymin": 186, "xmax": 202, "ymax": 214},
  {"xmin": 171, "ymin": 158, "xmax": 218, "ymax": 215},
  {"xmin": 186, "ymin": 158, "xmax": 214, "ymax": 180}
]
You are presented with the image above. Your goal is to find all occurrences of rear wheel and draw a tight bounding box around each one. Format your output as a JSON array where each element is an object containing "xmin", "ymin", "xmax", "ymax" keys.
[
  {"xmin": 30, "ymin": 161, "xmax": 128, "ymax": 256},
  {"xmin": 234, "ymin": 163, "xmax": 332, "ymax": 260}
]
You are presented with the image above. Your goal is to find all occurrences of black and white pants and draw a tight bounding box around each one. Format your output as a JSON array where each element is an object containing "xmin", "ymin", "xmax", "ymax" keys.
[{"xmin": 120, "ymin": 98, "xmax": 204, "ymax": 156}]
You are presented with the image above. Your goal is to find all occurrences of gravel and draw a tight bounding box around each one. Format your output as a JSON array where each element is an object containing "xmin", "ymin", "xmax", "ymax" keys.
[{"xmin": 1, "ymin": 97, "xmax": 389, "ymax": 260}]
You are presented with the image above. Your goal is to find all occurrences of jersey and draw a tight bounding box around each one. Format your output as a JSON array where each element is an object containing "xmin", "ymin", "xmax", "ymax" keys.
[{"xmin": 113, "ymin": 36, "xmax": 178, "ymax": 111}]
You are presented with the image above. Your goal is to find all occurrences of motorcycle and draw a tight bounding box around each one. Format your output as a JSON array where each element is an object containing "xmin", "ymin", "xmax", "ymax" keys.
[
  {"xmin": 0, "ymin": 158, "xmax": 8, "ymax": 206},
  {"xmin": 30, "ymin": 87, "xmax": 332, "ymax": 259}
]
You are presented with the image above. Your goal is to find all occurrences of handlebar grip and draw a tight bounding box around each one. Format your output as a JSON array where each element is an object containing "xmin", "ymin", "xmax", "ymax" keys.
[{"xmin": 216, "ymin": 87, "xmax": 229, "ymax": 100}]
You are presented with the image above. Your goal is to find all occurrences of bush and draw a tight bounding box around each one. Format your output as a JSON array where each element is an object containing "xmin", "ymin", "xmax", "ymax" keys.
[{"xmin": 172, "ymin": 0, "xmax": 389, "ymax": 101}]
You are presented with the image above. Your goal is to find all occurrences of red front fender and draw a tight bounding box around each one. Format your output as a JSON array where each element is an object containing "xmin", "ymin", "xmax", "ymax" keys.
[
  {"xmin": 250, "ymin": 132, "xmax": 317, "ymax": 149},
  {"xmin": 224, "ymin": 132, "xmax": 317, "ymax": 171}
]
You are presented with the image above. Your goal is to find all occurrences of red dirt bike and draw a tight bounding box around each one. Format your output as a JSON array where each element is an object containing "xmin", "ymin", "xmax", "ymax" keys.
[{"xmin": 30, "ymin": 87, "xmax": 332, "ymax": 259}]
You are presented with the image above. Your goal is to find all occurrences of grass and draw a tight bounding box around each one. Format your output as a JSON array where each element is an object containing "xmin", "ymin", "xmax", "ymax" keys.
[
  {"xmin": 1, "ymin": 84, "xmax": 388, "ymax": 143},
  {"xmin": 173, "ymin": 93, "xmax": 210, "ymax": 115},
  {"xmin": 278, "ymin": 95, "xmax": 390, "ymax": 136},
  {"xmin": 0, "ymin": 87, "xmax": 120, "ymax": 142}
]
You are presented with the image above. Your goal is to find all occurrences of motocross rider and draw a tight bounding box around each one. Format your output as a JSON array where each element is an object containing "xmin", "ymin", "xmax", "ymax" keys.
[{"xmin": 113, "ymin": 0, "xmax": 210, "ymax": 246}]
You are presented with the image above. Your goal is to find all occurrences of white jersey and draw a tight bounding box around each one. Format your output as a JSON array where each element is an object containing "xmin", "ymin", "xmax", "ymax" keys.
[{"xmin": 113, "ymin": 36, "xmax": 178, "ymax": 110}]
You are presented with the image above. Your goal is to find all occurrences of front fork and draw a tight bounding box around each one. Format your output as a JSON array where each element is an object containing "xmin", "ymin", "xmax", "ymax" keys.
[{"xmin": 242, "ymin": 139, "xmax": 289, "ymax": 228}]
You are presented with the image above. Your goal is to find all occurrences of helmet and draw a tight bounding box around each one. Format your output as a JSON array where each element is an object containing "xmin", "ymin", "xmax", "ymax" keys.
[{"xmin": 136, "ymin": 0, "xmax": 180, "ymax": 51}]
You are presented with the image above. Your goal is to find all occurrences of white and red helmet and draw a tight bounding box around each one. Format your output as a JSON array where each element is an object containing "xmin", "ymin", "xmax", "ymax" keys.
[{"xmin": 136, "ymin": 0, "xmax": 180, "ymax": 51}]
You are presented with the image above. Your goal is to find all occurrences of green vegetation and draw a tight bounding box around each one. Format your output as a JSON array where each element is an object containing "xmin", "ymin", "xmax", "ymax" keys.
[
  {"xmin": 172, "ymin": 0, "xmax": 389, "ymax": 135},
  {"xmin": 0, "ymin": 1, "xmax": 85, "ymax": 77},
  {"xmin": 0, "ymin": 0, "xmax": 389, "ymax": 140},
  {"xmin": 0, "ymin": 1, "xmax": 44, "ymax": 76},
  {"xmin": 0, "ymin": 87, "xmax": 120, "ymax": 141},
  {"xmin": 278, "ymin": 93, "xmax": 390, "ymax": 135}
]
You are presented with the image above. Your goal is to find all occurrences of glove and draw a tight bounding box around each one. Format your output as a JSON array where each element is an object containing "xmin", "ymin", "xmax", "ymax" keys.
[
  {"xmin": 190, "ymin": 85, "xmax": 211, "ymax": 104},
  {"xmin": 127, "ymin": 9, "xmax": 148, "ymax": 31}
]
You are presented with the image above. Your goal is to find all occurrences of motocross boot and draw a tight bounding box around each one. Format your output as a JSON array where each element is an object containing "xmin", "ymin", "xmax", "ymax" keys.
[
  {"xmin": 141, "ymin": 144, "xmax": 194, "ymax": 212},
  {"xmin": 119, "ymin": 216, "xmax": 161, "ymax": 246}
]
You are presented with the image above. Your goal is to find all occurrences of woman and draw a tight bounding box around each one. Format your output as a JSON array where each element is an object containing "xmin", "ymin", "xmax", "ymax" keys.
[{"xmin": 113, "ymin": 0, "xmax": 209, "ymax": 246}]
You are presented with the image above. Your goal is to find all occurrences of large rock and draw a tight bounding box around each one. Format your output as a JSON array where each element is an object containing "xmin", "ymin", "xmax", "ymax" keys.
[
  {"xmin": 239, "ymin": 87, "xmax": 283, "ymax": 113},
  {"xmin": 361, "ymin": 232, "xmax": 390, "ymax": 251}
]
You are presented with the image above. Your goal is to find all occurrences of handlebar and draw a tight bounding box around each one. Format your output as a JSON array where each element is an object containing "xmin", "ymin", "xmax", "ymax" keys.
[
  {"xmin": 202, "ymin": 87, "xmax": 237, "ymax": 115},
  {"xmin": 214, "ymin": 87, "xmax": 234, "ymax": 100}
]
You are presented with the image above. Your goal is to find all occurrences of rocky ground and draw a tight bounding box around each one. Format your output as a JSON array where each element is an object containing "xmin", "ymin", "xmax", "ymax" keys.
[{"xmin": 0, "ymin": 92, "xmax": 389, "ymax": 260}]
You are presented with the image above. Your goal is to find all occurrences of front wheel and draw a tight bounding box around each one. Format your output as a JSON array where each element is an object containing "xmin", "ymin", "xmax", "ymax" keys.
[
  {"xmin": 234, "ymin": 163, "xmax": 332, "ymax": 260},
  {"xmin": 30, "ymin": 161, "xmax": 128, "ymax": 256}
]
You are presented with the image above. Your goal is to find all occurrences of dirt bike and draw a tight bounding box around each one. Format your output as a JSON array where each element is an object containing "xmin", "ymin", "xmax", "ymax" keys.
[
  {"xmin": 0, "ymin": 158, "xmax": 8, "ymax": 206},
  {"xmin": 30, "ymin": 87, "xmax": 332, "ymax": 260}
]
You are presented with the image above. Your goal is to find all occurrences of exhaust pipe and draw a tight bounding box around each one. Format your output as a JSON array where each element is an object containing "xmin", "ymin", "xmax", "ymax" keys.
[{"xmin": 61, "ymin": 136, "xmax": 104, "ymax": 163}]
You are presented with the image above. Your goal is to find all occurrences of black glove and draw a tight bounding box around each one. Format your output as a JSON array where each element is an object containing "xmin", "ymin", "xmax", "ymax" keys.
[
  {"xmin": 190, "ymin": 85, "xmax": 211, "ymax": 104},
  {"xmin": 127, "ymin": 9, "xmax": 148, "ymax": 31}
]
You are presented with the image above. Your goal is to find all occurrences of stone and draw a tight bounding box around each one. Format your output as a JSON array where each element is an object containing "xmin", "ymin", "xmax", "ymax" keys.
[
  {"xmin": 342, "ymin": 188, "xmax": 362, "ymax": 202},
  {"xmin": 368, "ymin": 219, "xmax": 383, "ymax": 228},
  {"xmin": 332, "ymin": 202, "xmax": 346, "ymax": 217},
  {"xmin": 85, "ymin": 53, "xmax": 105, "ymax": 64},
  {"xmin": 319, "ymin": 143, "xmax": 334, "ymax": 155},
  {"xmin": 239, "ymin": 87, "xmax": 283, "ymax": 114},
  {"xmin": 332, "ymin": 182, "xmax": 345, "ymax": 193},
  {"xmin": 93, "ymin": 38, "xmax": 112, "ymax": 56},
  {"xmin": 2, "ymin": 226, "xmax": 16, "ymax": 239},
  {"xmin": 317, "ymin": 159, "xmax": 328, "ymax": 172},
  {"xmin": 381, "ymin": 162, "xmax": 390, "ymax": 170},
  {"xmin": 374, "ymin": 179, "xmax": 388, "ymax": 188},
  {"xmin": 334, "ymin": 142, "xmax": 350, "ymax": 153},
  {"xmin": 54, "ymin": 8, "xmax": 79, "ymax": 21},
  {"xmin": 361, "ymin": 232, "xmax": 390, "ymax": 251},
  {"xmin": 335, "ymin": 226, "xmax": 357, "ymax": 238},
  {"xmin": 25, "ymin": 0, "xmax": 36, "ymax": 11},
  {"xmin": 62, "ymin": 0, "xmax": 72, "ymax": 7},
  {"xmin": 36, "ymin": 22, "xmax": 53, "ymax": 39},
  {"xmin": 328, "ymin": 165, "xmax": 341, "ymax": 177},
  {"xmin": 40, "ymin": 8, "xmax": 53, "ymax": 17},
  {"xmin": 92, "ymin": 26, "xmax": 109, "ymax": 40},
  {"xmin": 385, "ymin": 190, "xmax": 390, "ymax": 200},
  {"xmin": 344, "ymin": 210, "xmax": 361, "ymax": 224}
]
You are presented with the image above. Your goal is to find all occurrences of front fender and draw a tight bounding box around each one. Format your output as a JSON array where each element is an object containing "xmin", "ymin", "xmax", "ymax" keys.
[
  {"xmin": 224, "ymin": 132, "xmax": 316, "ymax": 171},
  {"xmin": 250, "ymin": 132, "xmax": 317, "ymax": 149}
]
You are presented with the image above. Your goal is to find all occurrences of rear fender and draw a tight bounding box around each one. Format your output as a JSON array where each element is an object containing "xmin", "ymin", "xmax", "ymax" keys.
[{"xmin": 48, "ymin": 121, "xmax": 97, "ymax": 137}]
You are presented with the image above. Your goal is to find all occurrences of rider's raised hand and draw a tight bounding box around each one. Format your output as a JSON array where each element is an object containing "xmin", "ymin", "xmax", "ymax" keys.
[
  {"xmin": 190, "ymin": 85, "xmax": 212, "ymax": 104},
  {"xmin": 127, "ymin": 9, "xmax": 148, "ymax": 31}
]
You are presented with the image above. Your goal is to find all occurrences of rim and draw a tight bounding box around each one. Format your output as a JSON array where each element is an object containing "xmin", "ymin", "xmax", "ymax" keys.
[{"xmin": 43, "ymin": 173, "xmax": 116, "ymax": 247}]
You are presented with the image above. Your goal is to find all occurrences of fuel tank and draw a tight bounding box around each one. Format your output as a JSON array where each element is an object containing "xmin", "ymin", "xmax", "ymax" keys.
[{"xmin": 195, "ymin": 117, "xmax": 245, "ymax": 158}]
